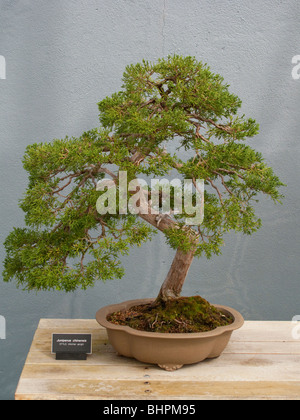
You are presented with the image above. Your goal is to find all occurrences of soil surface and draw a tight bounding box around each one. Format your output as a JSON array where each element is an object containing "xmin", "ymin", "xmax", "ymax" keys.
[{"xmin": 107, "ymin": 296, "xmax": 233, "ymax": 333}]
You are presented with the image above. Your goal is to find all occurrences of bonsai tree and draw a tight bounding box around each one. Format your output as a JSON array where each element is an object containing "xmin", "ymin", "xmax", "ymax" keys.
[{"xmin": 3, "ymin": 55, "xmax": 284, "ymax": 308}]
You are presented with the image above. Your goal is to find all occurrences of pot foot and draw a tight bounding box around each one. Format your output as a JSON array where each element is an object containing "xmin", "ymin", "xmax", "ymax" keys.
[{"xmin": 158, "ymin": 364, "xmax": 183, "ymax": 371}]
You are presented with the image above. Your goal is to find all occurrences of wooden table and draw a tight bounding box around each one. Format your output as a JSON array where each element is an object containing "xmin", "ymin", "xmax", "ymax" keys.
[{"xmin": 15, "ymin": 319, "xmax": 300, "ymax": 400}]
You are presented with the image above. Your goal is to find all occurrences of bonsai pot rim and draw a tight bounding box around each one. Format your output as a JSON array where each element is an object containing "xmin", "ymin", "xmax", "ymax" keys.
[{"xmin": 96, "ymin": 298, "xmax": 244, "ymax": 338}]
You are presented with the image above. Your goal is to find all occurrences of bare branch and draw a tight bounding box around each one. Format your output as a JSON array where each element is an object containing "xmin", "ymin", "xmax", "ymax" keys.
[
  {"xmin": 206, "ymin": 177, "xmax": 224, "ymax": 205},
  {"xmin": 188, "ymin": 113, "xmax": 233, "ymax": 134},
  {"xmin": 212, "ymin": 171, "xmax": 235, "ymax": 196}
]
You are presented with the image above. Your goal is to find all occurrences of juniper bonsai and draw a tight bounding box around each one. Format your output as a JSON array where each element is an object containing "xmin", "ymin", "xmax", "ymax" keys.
[{"xmin": 3, "ymin": 55, "xmax": 284, "ymax": 303}]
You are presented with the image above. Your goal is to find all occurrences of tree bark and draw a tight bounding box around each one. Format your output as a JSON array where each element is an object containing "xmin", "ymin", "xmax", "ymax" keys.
[
  {"xmin": 155, "ymin": 248, "xmax": 195, "ymax": 302},
  {"xmin": 138, "ymin": 211, "xmax": 197, "ymax": 302},
  {"xmin": 133, "ymin": 178, "xmax": 198, "ymax": 302}
]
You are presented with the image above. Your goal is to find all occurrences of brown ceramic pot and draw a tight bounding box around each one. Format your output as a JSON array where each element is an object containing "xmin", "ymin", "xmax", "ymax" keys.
[{"xmin": 96, "ymin": 298, "xmax": 244, "ymax": 371}]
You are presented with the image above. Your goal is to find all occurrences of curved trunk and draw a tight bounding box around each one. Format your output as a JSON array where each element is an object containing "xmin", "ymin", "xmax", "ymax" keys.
[
  {"xmin": 135, "ymin": 185, "xmax": 198, "ymax": 303},
  {"xmin": 156, "ymin": 248, "xmax": 195, "ymax": 302}
]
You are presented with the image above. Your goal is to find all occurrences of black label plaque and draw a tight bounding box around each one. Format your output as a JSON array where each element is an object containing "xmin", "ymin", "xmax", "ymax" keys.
[{"xmin": 52, "ymin": 333, "xmax": 92, "ymax": 360}]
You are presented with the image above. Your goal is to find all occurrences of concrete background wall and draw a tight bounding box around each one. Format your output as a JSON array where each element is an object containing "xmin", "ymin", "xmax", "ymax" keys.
[{"xmin": 0, "ymin": 0, "xmax": 299, "ymax": 399}]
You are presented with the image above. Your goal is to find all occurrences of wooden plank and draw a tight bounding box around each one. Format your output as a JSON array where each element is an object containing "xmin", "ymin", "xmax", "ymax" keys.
[
  {"xmin": 25, "ymin": 349, "xmax": 151, "ymax": 367},
  {"xmin": 18, "ymin": 354, "xmax": 300, "ymax": 382},
  {"xmin": 37, "ymin": 319, "xmax": 99, "ymax": 329},
  {"xmin": 225, "ymin": 340, "xmax": 300, "ymax": 354},
  {"xmin": 231, "ymin": 321, "xmax": 298, "ymax": 342},
  {"xmin": 15, "ymin": 378, "xmax": 300, "ymax": 400},
  {"xmin": 15, "ymin": 319, "xmax": 300, "ymax": 400}
]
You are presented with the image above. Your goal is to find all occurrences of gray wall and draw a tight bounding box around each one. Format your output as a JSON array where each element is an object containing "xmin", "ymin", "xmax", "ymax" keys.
[{"xmin": 0, "ymin": 0, "xmax": 299, "ymax": 399}]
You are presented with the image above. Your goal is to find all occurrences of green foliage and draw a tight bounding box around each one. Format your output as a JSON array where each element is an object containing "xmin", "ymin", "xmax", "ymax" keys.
[
  {"xmin": 3, "ymin": 55, "xmax": 284, "ymax": 292},
  {"xmin": 3, "ymin": 129, "xmax": 155, "ymax": 292}
]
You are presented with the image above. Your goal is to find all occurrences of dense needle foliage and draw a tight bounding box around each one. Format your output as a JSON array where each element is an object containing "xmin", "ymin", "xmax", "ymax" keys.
[{"xmin": 3, "ymin": 55, "xmax": 284, "ymax": 292}]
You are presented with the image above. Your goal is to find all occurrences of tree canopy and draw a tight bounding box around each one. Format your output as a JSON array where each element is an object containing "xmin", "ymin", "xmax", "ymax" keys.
[{"xmin": 3, "ymin": 55, "xmax": 284, "ymax": 292}]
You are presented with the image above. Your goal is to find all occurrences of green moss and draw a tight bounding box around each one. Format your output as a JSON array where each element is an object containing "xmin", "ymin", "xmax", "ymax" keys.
[{"xmin": 107, "ymin": 296, "xmax": 233, "ymax": 333}]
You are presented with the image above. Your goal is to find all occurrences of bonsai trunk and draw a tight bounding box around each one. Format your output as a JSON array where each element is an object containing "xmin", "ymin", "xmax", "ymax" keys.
[
  {"xmin": 156, "ymin": 248, "xmax": 195, "ymax": 302},
  {"xmin": 136, "ymin": 197, "xmax": 198, "ymax": 303}
]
